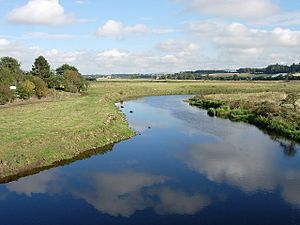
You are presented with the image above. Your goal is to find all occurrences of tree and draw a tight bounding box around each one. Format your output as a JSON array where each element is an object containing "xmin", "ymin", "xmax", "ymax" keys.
[
  {"xmin": 32, "ymin": 77, "xmax": 48, "ymax": 99},
  {"xmin": 56, "ymin": 64, "xmax": 78, "ymax": 76},
  {"xmin": 0, "ymin": 83, "xmax": 13, "ymax": 105},
  {"xmin": 0, "ymin": 57, "xmax": 24, "ymax": 83},
  {"xmin": 31, "ymin": 56, "xmax": 51, "ymax": 80},
  {"xmin": 18, "ymin": 80, "xmax": 35, "ymax": 100},
  {"xmin": 0, "ymin": 57, "xmax": 21, "ymax": 72},
  {"xmin": 63, "ymin": 70, "xmax": 88, "ymax": 93},
  {"xmin": 0, "ymin": 67, "xmax": 15, "ymax": 86}
]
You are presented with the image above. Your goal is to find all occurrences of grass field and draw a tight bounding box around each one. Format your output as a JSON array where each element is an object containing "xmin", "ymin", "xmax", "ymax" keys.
[{"xmin": 0, "ymin": 80, "xmax": 299, "ymax": 180}]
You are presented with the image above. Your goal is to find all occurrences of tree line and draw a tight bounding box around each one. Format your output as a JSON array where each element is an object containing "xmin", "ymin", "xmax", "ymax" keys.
[
  {"xmin": 237, "ymin": 63, "xmax": 300, "ymax": 74},
  {"xmin": 0, "ymin": 56, "xmax": 88, "ymax": 105}
]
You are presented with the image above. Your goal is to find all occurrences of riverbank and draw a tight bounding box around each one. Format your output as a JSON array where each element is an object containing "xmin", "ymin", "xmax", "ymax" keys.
[
  {"xmin": 189, "ymin": 91, "xmax": 300, "ymax": 142},
  {"xmin": 1, "ymin": 80, "xmax": 299, "ymax": 180}
]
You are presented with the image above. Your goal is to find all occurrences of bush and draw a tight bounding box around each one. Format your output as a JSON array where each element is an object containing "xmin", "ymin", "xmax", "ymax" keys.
[
  {"xmin": 46, "ymin": 73, "xmax": 64, "ymax": 89},
  {"xmin": 0, "ymin": 84, "xmax": 13, "ymax": 105},
  {"xmin": 63, "ymin": 70, "xmax": 88, "ymax": 93},
  {"xmin": 207, "ymin": 108, "xmax": 216, "ymax": 117},
  {"xmin": 18, "ymin": 80, "xmax": 35, "ymax": 100},
  {"xmin": 33, "ymin": 76, "xmax": 48, "ymax": 99}
]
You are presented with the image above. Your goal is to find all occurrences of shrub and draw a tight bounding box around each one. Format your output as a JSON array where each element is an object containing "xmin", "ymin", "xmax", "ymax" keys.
[
  {"xmin": 0, "ymin": 83, "xmax": 13, "ymax": 105},
  {"xmin": 33, "ymin": 76, "xmax": 48, "ymax": 99},
  {"xmin": 207, "ymin": 108, "xmax": 216, "ymax": 117},
  {"xmin": 46, "ymin": 73, "xmax": 64, "ymax": 89},
  {"xmin": 63, "ymin": 70, "xmax": 88, "ymax": 93},
  {"xmin": 18, "ymin": 80, "xmax": 35, "ymax": 100}
]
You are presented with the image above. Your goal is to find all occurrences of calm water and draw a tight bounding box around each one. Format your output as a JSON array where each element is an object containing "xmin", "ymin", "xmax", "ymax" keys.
[{"xmin": 1, "ymin": 95, "xmax": 300, "ymax": 225}]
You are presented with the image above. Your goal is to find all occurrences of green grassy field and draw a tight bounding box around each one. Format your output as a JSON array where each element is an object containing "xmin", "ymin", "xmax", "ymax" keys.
[{"xmin": 0, "ymin": 80, "xmax": 299, "ymax": 180}]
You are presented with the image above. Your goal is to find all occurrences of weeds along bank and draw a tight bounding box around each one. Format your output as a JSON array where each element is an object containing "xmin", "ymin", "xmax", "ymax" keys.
[
  {"xmin": 189, "ymin": 91, "xmax": 300, "ymax": 142},
  {"xmin": 0, "ymin": 81, "xmax": 299, "ymax": 180}
]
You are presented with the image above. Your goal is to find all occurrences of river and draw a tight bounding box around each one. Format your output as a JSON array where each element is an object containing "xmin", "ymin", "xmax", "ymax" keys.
[{"xmin": 0, "ymin": 95, "xmax": 300, "ymax": 225}]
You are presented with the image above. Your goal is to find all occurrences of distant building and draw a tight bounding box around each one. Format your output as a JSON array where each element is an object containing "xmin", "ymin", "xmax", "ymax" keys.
[{"xmin": 96, "ymin": 75, "xmax": 112, "ymax": 81}]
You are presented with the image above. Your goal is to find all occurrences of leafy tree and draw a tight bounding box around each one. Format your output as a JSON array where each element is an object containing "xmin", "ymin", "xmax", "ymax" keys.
[
  {"xmin": 63, "ymin": 70, "xmax": 88, "ymax": 93},
  {"xmin": 56, "ymin": 64, "xmax": 78, "ymax": 76},
  {"xmin": 18, "ymin": 80, "xmax": 35, "ymax": 100},
  {"xmin": 0, "ymin": 83, "xmax": 13, "ymax": 105},
  {"xmin": 0, "ymin": 67, "xmax": 15, "ymax": 86},
  {"xmin": 32, "ymin": 76, "xmax": 48, "ymax": 99},
  {"xmin": 0, "ymin": 57, "xmax": 21, "ymax": 72},
  {"xmin": 31, "ymin": 56, "xmax": 51, "ymax": 80},
  {"xmin": 0, "ymin": 57, "xmax": 24, "ymax": 83}
]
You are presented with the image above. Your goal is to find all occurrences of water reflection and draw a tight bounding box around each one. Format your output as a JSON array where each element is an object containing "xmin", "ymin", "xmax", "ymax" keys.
[
  {"xmin": 4, "ymin": 170, "xmax": 211, "ymax": 217},
  {"xmin": 6, "ymin": 170, "xmax": 59, "ymax": 197},
  {"xmin": 183, "ymin": 141, "xmax": 278, "ymax": 192},
  {"xmin": 73, "ymin": 171, "xmax": 167, "ymax": 217}
]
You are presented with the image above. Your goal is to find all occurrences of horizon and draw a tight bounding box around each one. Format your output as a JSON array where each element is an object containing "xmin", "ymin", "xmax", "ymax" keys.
[{"xmin": 1, "ymin": 0, "xmax": 300, "ymax": 74}]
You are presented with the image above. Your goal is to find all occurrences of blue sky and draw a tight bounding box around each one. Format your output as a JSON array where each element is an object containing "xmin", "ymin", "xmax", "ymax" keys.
[{"xmin": 0, "ymin": 0, "xmax": 300, "ymax": 74}]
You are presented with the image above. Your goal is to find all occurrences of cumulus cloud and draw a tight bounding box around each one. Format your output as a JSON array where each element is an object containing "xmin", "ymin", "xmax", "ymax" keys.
[
  {"xmin": 157, "ymin": 39, "xmax": 199, "ymax": 53},
  {"xmin": 3, "ymin": 18, "xmax": 300, "ymax": 75},
  {"xmin": 176, "ymin": 0, "xmax": 278, "ymax": 20},
  {"xmin": 185, "ymin": 20, "xmax": 300, "ymax": 68},
  {"xmin": 96, "ymin": 20, "xmax": 148, "ymax": 38},
  {"xmin": 96, "ymin": 20, "xmax": 176, "ymax": 38},
  {"xmin": 7, "ymin": 0, "xmax": 75, "ymax": 25}
]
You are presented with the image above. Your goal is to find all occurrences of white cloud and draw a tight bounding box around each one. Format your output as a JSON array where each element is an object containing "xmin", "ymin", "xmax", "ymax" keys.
[
  {"xmin": 2, "ymin": 20, "xmax": 300, "ymax": 75},
  {"xmin": 157, "ymin": 39, "xmax": 199, "ymax": 53},
  {"xmin": 96, "ymin": 20, "xmax": 148, "ymax": 38},
  {"xmin": 96, "ymin": 20, "xmax": 176, "ymax": 38},
  {"xmin": 177, "ymin": 0, "xmax": 278, "ymax": 20},
  {"xmin": 0, "ymin": 38, "xmax": 13, "ymax": 49},
  {"xmin": 96, "ymin": 49, "xmax": 129, "ymax": 59},
  {"xmin": 185, "ymin": 20, "xmax": 300, "ymax": 68},
  {"xmin": 7, "ymin": 0, "xmax": 75, "ymax": 25},
  {"xmin": 27, "ymin": 32, "xmax": 75, "ymax": 39}
]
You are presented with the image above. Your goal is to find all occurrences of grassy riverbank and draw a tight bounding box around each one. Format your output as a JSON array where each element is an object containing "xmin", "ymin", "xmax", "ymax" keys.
[
  {"xmin": 189, "ymin": 91, "xmax": 300, "ymax": 142},
  {"xmin": 1, "ymin": 80, "xmax": 299, "ymax": 180}
]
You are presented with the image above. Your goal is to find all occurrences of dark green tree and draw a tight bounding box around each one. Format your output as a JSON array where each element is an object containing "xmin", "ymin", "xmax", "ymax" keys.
[
  {"xmin": 0, "ymin": 57, "xmax": 24, "ymax": 83},
  {"xmin": 56, "ymin": 64, "xmax": 78, "ymax": 76},
  {"xmin": 0, "ymin": 57, "xmax": 21, "ymax": 72},
  {"xmin": 0, "ymin": 67, "xmax": 15, "ymax": 86},
  {"xmin": 31, "ymin": 56, "xmax": 51, "ymax": 80}
]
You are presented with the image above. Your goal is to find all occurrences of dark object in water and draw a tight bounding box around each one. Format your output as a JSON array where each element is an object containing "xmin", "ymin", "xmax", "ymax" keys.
[
  {"xmin": 148, "ymin": 126, "xmax": 151, "ymax": 129},
  {"xmin": 130, "ymin": 110, "xmax": 134, "ymax": 113},
  {"xmin": 138, "ymin": 134, "xmax": 142, "ymax": 136},
  {"xmin": 120, "ymin": 106, "xmax": 124, "ymax": 109}
]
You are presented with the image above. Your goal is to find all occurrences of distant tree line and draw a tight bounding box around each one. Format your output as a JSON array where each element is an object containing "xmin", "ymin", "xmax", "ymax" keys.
[
  {"xmin": 158, "ymin": 63, "xmax": 300, "ymax": 81},
  {"xmin": 0, "ymin": 56, "xmax": 88, "ymax": 105},
  {"xmin": 237, "ymin": 63, "xmax": 300, "ymax": 74}
]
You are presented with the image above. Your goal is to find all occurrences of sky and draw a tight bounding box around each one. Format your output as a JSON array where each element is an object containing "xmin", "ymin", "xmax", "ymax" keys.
[{"xmin": 0, "ymin": 0, "xmax": 300, "ymax": 74}]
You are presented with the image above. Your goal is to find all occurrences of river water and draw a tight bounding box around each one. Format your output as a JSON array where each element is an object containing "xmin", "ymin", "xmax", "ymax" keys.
[{"xmin": 0, "ymin": 95, "xmax": 300, "ymax": 225}]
